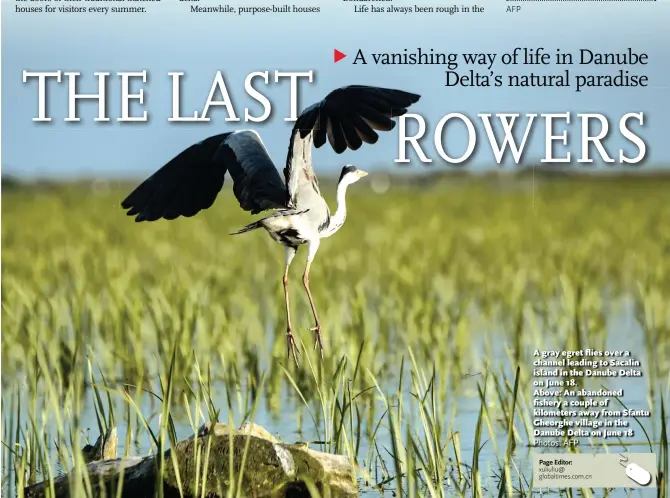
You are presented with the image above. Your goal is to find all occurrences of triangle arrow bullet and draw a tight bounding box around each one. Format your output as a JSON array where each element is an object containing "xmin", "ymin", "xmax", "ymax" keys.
[{"xmin": 334, "ymin": 49, "xmax": 347, "ymax": 63}]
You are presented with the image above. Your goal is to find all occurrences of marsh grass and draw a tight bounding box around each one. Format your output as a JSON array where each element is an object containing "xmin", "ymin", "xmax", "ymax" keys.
[{"xmin": 2, "ymin": 175, "xmax": 669, "ymax": 497}]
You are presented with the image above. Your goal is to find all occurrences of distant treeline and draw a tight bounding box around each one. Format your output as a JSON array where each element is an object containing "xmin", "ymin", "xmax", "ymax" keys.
[{"xmin": 3, "ymin": 167, "xmax": 670, "ymax": 192}]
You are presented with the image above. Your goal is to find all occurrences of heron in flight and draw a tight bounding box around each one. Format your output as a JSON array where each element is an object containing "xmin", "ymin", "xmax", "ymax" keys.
[{"xmin": 121, "ymin": 85, "xmax": 421, "ymax": 363}]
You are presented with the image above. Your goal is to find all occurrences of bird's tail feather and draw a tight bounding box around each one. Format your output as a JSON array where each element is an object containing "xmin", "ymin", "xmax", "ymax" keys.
[{"xmin": 230, "ymin": 221, "xmax": 263, "ymax": 235}]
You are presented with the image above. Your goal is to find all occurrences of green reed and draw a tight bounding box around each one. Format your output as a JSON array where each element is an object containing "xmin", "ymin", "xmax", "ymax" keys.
[{"xmin": 2, "ymin": 174, "xmax": 669, "ymax": 497}]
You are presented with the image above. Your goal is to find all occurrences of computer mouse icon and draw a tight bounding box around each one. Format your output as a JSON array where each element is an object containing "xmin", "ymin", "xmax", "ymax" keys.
[{"xmin": 619, "ymin": 454, "xmax": 652, "ymax": 486}]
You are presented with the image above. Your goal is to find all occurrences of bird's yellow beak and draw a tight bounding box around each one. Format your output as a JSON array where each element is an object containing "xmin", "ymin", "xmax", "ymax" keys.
[{"xmin": 356, "ymin": 170, "xmax": 368, "ymax": 178}]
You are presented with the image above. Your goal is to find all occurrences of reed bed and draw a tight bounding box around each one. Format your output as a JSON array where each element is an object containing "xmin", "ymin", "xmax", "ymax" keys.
[{"xmin": 2, "ymin": 174, "xmax": 669, "ymax": 497}]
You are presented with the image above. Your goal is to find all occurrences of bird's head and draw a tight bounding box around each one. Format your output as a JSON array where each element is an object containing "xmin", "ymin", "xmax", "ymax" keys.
[{"xmin": 338, "ymin": 165, "xmax": 368, "ymax": 186}]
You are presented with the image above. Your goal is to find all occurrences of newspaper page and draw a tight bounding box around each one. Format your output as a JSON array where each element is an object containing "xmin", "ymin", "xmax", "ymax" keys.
[{"xmin": 1, "ymin": 0, "xmax": 668, "ymax": 496}]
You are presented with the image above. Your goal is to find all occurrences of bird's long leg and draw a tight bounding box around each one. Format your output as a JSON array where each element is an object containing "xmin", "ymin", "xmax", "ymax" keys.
[
  {"xmin": 303, "ymin": 240, "xmax": 324, "ymax": 358},
  {"xmin": 283, "ymin": 246, "xmax": 300, "ymax": 365}
]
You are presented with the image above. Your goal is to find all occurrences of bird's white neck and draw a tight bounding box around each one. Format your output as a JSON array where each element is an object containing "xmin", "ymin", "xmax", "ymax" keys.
[{"xmin": 321, "ymin": 180, "xmax": 351, "ymax": 237}]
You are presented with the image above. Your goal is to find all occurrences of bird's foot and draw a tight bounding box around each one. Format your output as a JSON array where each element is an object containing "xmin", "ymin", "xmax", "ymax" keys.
[
  {"xmin": 286, "ymin": 330, "xmax": 300, "ymax": 365},
  {"xmin": 310, "ymin": 324, "xmax": 324, "ymax": 359}
]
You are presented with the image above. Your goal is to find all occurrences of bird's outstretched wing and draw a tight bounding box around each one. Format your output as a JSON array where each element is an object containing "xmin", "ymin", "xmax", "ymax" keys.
[
  {"xmin": 284, "ymin": 85, "xmax": 421, "ymax": 208},
  {"xmin": 121, "ymin": 130, "xmax": 288, "ymax": 222}
]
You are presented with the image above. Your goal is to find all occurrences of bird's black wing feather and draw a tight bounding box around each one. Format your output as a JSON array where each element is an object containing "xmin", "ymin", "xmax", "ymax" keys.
[
  {"xmin": 283, "ymin": 85, "xmax": 421, "ymax": 207},
  {"xmin": 121, "ymin": 130, "xmax": 288, "ymax": 222}
]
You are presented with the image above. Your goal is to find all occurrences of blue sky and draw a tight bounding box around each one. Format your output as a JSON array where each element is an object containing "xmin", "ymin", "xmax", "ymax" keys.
[{"xmin": 2, "ymin": 0, "xmax": 669, "ymax": 179}]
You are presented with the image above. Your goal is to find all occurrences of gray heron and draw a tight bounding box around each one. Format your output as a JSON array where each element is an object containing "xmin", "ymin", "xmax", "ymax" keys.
[{"xmin": 121, "ymin": 85, "xmax": 421, "ymax": 363}]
